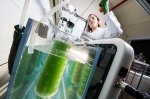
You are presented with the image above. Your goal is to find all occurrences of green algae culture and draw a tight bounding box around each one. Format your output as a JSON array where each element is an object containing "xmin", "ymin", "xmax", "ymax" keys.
[
  {"xmin": 77, "ymin": 64, "xmax": 92, "ymax": 98},
  {"xmin": 71, "ymin": 61, "xmax": 84, "ymax": 85},
  {"xmin": 64, "ymin": 60, "xmax": 84, "ymax": 99},
  {"xmin": 35, "ymin": 40, "xmax": 71, "ymax": 98}
]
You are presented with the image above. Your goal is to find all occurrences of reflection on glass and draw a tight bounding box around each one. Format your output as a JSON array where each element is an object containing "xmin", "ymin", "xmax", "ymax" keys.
[
  {"xmin": 77, "ymin": 64, "xmax": 92, "ymax": 98},
  {"xmin": 71, "ymin": 62, "xmax": 84, "ymax": 85}
]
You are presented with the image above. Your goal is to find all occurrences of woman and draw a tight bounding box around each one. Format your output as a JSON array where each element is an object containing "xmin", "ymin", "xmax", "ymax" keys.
[{"xmin": 82, "ymin": 11, "xmax": 123, "ymax": 40}]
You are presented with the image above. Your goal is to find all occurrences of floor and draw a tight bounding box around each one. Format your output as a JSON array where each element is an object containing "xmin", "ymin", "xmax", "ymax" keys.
[{"xmin": 0, "ymin": 63, "xmax": 10, "ymax": 98}]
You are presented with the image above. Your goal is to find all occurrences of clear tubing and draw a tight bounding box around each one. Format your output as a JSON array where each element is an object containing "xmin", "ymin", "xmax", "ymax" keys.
[
  {"xmin": 40, "ymin": 0, "xmax": 70, "ymax": 22},
  {"xmin": 28, "ymin": 0, "xmax": 70, "ymax": 54},
  {"xmin": 19, "ymin": 0, "xmax": 30, "ymax": 29}
]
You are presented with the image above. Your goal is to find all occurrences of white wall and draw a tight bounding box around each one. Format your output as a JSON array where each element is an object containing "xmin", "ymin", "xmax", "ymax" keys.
[{"xmin": 0, "ymin": 0, "xmax": 20, "ymax": 64}]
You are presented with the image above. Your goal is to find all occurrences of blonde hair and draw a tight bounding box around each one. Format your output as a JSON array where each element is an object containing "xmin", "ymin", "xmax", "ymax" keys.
[{"xmin": 87, "ymin": 14, "xmax": 101, "ymax": 32}]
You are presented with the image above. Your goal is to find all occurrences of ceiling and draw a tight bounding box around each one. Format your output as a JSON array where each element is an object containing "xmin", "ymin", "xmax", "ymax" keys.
[
  {"xmin": 68, "ymin": 0, "xmax": 150, "ymax": 40},
  {"xmin": 110, "ymin": 0, "xmax": 150, "ymax": 40}
]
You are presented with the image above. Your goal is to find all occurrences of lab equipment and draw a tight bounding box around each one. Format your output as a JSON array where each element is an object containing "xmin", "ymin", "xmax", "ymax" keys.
[{"xmin": 6, "ymin": 17, "xmax": 134, "ymax": 99}]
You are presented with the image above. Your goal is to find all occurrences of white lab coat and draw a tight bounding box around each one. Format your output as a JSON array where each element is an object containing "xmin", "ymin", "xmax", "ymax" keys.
[{"xmin": 82, "ymin": 11, "xmax": 123, "ymax": 40}]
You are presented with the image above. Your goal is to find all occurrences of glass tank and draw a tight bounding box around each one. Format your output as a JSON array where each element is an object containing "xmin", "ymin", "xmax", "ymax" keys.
[{"xmin": 6, "ymin": 19, "xmax": 101, "ymax": 99}]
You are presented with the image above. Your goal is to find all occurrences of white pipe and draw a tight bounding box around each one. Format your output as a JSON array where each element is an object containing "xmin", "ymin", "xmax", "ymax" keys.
[
  {"xmin": 40, "ymin": 0, "xmax": 70, "ymax": 22},
  {"xmin": 19, "ymin": 0, "xmax": 30, "ymax": 29}
]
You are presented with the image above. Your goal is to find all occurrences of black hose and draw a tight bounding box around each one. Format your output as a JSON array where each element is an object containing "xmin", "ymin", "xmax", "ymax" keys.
[
  {"xmin": 124, "ymin": 85, "xmax": 150, "ymax": 99},
  {"xmin": 8, "ymin": 25, "xmax": 25, "ymax": 74}
]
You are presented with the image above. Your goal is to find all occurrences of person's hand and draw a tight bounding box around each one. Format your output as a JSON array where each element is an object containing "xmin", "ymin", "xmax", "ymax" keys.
[
  {"xmin": 99, "ymin": 0, "xmax": 109, "ymax": 14},
  {"xmin": 99, "ymin": 6, "xmax": 103, "ymax": 13}
]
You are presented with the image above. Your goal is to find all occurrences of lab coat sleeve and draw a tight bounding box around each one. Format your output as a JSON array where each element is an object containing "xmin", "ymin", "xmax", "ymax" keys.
[
  {"xmin": 103, "ymin": 11, "xmax": 123, "ymax": 38},
  {"xmin": 81, "ymin": 31, "xmax": 96, "ymax": 40}
]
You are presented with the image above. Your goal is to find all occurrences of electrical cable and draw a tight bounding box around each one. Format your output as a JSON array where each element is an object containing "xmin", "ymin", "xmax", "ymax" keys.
[{"xmin": 0, "ymin": 62, "xmax": 8, "ymax": 66}]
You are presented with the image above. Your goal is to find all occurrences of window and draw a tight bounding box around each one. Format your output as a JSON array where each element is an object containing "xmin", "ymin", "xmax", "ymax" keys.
[{"xmin": 137, "ymin": 0, "xmax": 150, "ymax": 15}]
